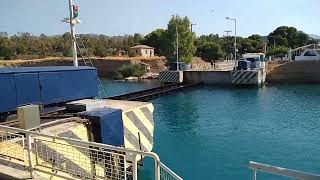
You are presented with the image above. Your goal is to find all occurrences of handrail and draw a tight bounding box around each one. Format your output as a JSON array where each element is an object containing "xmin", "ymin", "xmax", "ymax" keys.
[
  {"xmin": 159, "ymin": 162, "xmax": 183, "ymax": 180},
  {"xmin": 249, "ymin": 161, "xmax": 320, "ymax": 180},
  {"xmin": 0, "ymin": 124, "xmax": 183, "ymax": 180},
  {"xmin": 0, "ymin": 124, "xmax": 160, "ymax": 161}
]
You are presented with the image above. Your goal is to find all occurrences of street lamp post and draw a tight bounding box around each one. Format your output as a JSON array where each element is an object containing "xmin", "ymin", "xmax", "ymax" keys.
[
  {"xmin": 226, "ymin": 17, "xmax": 237, "ymax": 64},
  {"xmin": 190, "ymin": 23, "xmax": 197, "ymax": 33}
]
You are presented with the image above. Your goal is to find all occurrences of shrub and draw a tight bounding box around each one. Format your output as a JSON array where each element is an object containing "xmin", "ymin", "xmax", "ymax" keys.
[
  {"xmin": 128, "ymin": 50, "xmax": 137, "ymax": 57},
  {"xmin": 4, "ymin": 55, "xmax": 13, "ymax": 60},
  {"xmin": 114, "ymin": 64, "xmax": 146, "ymax": 79}
]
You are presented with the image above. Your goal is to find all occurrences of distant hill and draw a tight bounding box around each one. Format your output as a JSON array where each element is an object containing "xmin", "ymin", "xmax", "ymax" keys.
[{"xmin": 308, "ymin": 34, "xmax": 320, "ymax": 40}]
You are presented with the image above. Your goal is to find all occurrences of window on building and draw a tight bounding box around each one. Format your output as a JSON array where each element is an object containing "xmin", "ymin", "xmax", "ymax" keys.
[{"xmin": 146, "ymin": 50, "xmax": 148, "ymax": 55}]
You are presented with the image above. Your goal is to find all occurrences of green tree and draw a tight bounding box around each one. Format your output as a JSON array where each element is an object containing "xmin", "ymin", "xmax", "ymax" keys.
[
  {"xmin": 94, "ymin": 46, "xmax": 108, "ymax": 57},
  {"xmin": 197, "ymin": 42, "xmax": 223, "ymax": 61},
  {"xmin": 238, "ymin": 35, "xmax": 263, "ymax": 54},
  {"xmin": 142, "ymin": 29, "xmax": 168, "ymax": 55},
  {"xmin": 165, "ymin": 15, "xmax": 196, "ymax": 64},
  {"xmin": 195, "ymin": 34, "xmax": 220, "ymax": 45},
  {"xmin": 0, "ymin": 36, "xmax": 14, "ymax": 60},
  {"xmin": 133, "ymin": 33, "xmax": 143, "ymax": 45},
  {"xmin": 62, "ymin": 32, "xmax": 73, "ymax": 57},
  {"xmin": 268, "ymin": 26, "xmax": 308, "ymax": 48},
  {"xmin": 295, "ymin": 31, "xmax": 309, "ymax": 47},
  {"xmin": 267, "ymin": 46, "xmax": 288, "ymax": 57}
]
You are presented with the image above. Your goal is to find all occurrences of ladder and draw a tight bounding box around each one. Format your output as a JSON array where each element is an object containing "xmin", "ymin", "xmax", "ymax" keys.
[{"xmin": 75, "ymin": 36, "xmax": 108, "ymax": 99}]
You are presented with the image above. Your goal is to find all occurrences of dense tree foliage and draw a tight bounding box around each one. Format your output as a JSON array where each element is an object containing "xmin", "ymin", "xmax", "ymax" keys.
[
  {"xmin": 197, "ymin": 42, "xmax": 223, "ymax": 62},
  {"xmin": 267, "ymin": 26, "xmax": 309, "ymax": 48},
  {"xmin": 0, "ymin": 32, "xmax": 144, "ymax": 60},
  {"xmin": 164, "ymin": 15, "xmax": 196, "ymax": 64},
  {"xmin": 0, "ymin": 23, "xmax": 315, "ymax": 61},
  {"xmin": 0, "ymin": 36, "xmax": 14, "ymax": 60},
  {"xmin": 142, "ymin": 29, "xmax": 168, "ymax": 56},
  {"xmin": 267, "ymin": 46, "xmax": 288, "ymax": 57}
]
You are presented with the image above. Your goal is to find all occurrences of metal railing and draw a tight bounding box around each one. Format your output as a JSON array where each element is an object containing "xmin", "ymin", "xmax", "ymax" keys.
[
  {"xmin": 0, "ymin": 130, "xmax": 25, "ymax": 162},
  {"xmin": 159, "ymin": 162, "xmax": 183, "ymax": 180},
  {"xmin": 0, "ymin": 125, "xmax": 183, "ymax": 180},
  {"xmin": 249, "ymin": 161, "xmax": 320, "ymax": 180}
]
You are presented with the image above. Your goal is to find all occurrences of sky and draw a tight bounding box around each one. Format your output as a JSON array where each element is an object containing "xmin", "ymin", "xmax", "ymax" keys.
[{"xmin": 1, "ymin": 0, "xmax": 320, "ymax": 37}]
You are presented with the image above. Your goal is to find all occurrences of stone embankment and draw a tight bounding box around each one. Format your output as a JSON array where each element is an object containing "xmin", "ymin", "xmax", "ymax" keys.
[
  {"xmin": 266, "ymin": 60, "xmax": 320, "ymax": 83},
  {"xmin": 0, "ymin": 56, "xmax": 166, "ymax": 78}
]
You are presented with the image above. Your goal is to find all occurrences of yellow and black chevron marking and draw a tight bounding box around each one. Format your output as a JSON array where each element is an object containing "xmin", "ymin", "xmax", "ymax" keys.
[
  {"xmin": 59, "ymin": 123, "xmax": 89, "ymax": 141},
  {"xmin": 122, "ymin": 104, "xmax": 154, "ymax": 154},
  {"xmin": 159, "ymin": 71, "xmax": 182, "ymax": 83},
  {"xmin": 231, "ymin": 70, "xmax": 258, "ymax": 84}
]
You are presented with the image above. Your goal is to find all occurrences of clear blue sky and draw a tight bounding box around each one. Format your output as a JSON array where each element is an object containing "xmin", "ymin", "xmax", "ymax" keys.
[{"xmin": 1, "ymin": 0, "xmax": 319, "ymax": 37}]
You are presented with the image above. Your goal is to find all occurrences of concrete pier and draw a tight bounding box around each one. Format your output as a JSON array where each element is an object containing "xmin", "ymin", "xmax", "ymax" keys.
[
  {"xmin": 184, "ymin": 71, "xmax": 231, "ymax": 85},
  {"xmin": 183, "ymin": 69, "xmax": 266, "ymax": 85},
  {"xmin": 0, "ymin": 99, "xmax": 154, "ymax": 179}
]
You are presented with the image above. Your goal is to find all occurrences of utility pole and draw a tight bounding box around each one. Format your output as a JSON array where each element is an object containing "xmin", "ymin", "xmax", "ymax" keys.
[
  {"xmin": 224, "ymin": 30, "xmax": 232, "ymax": 61},
  {"xmin": 68, "ymin": 0, "xmax": 78, "ymax": 66},
  {"xmin": 226, "ymin": 17, "xmax": 237, "ymax": 67},
  {"xmin": 176, "ymin": 24, "xmax": 179, "ymax": 71},
  {"xmin": 190, "ymin": 23, "xmax": 197, "ymax": 33}
]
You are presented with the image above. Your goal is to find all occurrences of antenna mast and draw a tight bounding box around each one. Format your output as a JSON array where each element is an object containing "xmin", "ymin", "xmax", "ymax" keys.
[
  {"xmin": 67, "ymin": 0, "xmax": 79, "ymax": 66},
  {"xmin": 176, "ymin": 24, "xmax": 179, "ymax": 71}
]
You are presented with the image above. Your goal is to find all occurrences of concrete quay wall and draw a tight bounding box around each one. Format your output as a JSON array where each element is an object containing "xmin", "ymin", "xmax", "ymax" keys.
[
  {"xmin": 266, "ymin": 60, "xmax": 320, "ymax": 83},
  {"xmin": 184, "ymin": 71, "xmax": 232, "ymax": 85}
]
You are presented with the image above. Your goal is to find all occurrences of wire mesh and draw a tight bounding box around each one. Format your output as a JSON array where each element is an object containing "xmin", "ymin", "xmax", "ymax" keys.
[
  {"xmin": 0, "ymin": 125, "xmax": 183, "ymax": 180},
  {"xmin": 0, "ymin": 130, "xmax": 25, "ymax": 162},
  {"xmin": 33, "ymin": 137, "xmax": 128, "ymax": 180},
  {"xmin": 160, "ymin": 162, "xmax": 183, "ymax": 180}
]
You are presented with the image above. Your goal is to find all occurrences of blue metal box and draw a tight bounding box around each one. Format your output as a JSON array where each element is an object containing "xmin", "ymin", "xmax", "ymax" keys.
[
  {"xmin": 237, "ymin": 60, "xmax": 251, "ymax": 70},
  {"xmin": 79, "ymin": 108, "xmax": 124, "ymax": 146},
  {"xmin": 0, "ymin": 66, "xmax": 98, "ymax": 113}
]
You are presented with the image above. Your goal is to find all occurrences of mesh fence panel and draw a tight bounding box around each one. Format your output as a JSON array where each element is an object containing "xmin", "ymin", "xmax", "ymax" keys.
[
  {"xmin": 0, "ymin": 126, "xmax": 183, "ymax": 180},
  {"xmin": 160, "ymin": 162, "xmax": 183, "ymax": 180},
  {"xmin": 33, "ymin": 137, "xmax": 128, "ymax": 179},
  {"xmin": 0, "ymin": 130, "xmax": 25, "ymax": 162}
]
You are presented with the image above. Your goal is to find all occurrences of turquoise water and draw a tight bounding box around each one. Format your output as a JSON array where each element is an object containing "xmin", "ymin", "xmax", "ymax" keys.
[
  {"xmin": 102, "ymin": 80, "xmax": 320, "ymax": 180},
  {"xmin": 100, "ymin": 79, "xmax": 160, "ymax": 97}
]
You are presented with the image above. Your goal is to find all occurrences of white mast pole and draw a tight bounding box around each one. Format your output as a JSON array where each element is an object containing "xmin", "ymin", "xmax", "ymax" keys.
[
  {"xmin": 176, "ymin": 23, "xmax": 179, "ymax": 71},
  {"xmin": 68, "ymin": 0, "xmax": 78, "ymax": 66},
  {"xmin": 234, "ymin": 19, "xmax": 237, "ymax": 62}
]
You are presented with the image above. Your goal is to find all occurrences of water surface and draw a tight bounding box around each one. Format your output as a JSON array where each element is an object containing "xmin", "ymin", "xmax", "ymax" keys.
[
  {"xmin": 100, "ymin": 79, "xmax": 160, "ymax": 97},
  {"xmin": 102, "ymin": 81, "xmax": 320, "ymax": 180}
]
